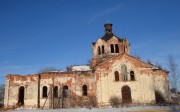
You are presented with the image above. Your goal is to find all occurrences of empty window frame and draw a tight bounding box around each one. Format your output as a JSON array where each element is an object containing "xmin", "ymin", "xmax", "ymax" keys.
[
  {"xmin": 63, "ymin": 85, "xmax": 69, "ymax": 98},
  {"xmin": 114, "ymin": 71, "xmax": 120, "ymax": 81},
  {"xmin": 124, "ymin": 45, "xmax": 126, "ymax": 53},
  {"xmin": 98, "ymin": 46, "xmax": 101, "ymax": 55},
  {"xmin": 130, "ymin": 71, "xmax": 135, "ymax": 81},
  {"xmin": 42, "ymin": 86, "xmax": 48, "ymax": 98},
  {"xmin": 82, "ymin": 85, "xmax": 88, "ymax": 96},
  {"xmin": 102, "ymin": 45, "xmax": 105, "ymax": 54},
  {"xmin": 53, "ymin": 86, "xmax": 58, "ymax": 97},
  {"xmin": 110, "ymin": 44, "xmax": 114, "ymax": 53},
  {"xmin": 115, "ymin": 44, "xmax": 119, "ymax": 53}
]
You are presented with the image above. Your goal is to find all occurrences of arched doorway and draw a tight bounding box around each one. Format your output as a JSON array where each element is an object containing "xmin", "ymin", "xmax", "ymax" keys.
[
  {"xmin": 121, "ymin": 86, "xmax": 132, "ymax": 103},
  {"xmin": 18, "ymin": 86, "xmax": 25, "ymax": 105}
]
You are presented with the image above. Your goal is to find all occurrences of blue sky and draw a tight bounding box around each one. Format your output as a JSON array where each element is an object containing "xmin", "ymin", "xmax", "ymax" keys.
[{"xmin": 0, "ymin": 0, "xmax": 180, "ymax": 89}]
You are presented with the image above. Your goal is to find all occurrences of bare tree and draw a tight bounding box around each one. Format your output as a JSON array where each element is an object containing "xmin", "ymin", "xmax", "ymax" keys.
[
  {"xmin": 168, "ymin": 55, "xmax": 179, "ymax": 92},
  {"xmin": 146, "ymin": 59, "xmax": 152, "ymax": 64},
  {"xmin": 0, "ymin": 84, "xmax": 5, "ymax": 107},
  {"xmin": 87, "ymin": 59, "xmax": 92, "ymax": 68},
  {"xmin": 168, "ymin": 55, "xmax": 180, "ymax": 104},
  {"xmin": 155, "ymin": 61, "xmax": 163, "ymax": 69}
]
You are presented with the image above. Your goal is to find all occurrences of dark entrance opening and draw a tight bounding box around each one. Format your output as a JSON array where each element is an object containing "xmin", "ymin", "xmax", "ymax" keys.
[
  {"xmin": 121, "ymin": 86, "xmax": 132, "ymax": 103},
  {"xmin": 18, "ymin": 86, "xmax": 25, "ymax": 106},
  {"xmin": 155, "ymin": 91, "xmax": 164, "ymax": 103}
]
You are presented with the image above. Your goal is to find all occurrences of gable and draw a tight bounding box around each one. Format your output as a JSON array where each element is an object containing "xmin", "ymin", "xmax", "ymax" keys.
[{"xmin": 95, "ymin": 54, "xmax": 153, "ymax": 69}]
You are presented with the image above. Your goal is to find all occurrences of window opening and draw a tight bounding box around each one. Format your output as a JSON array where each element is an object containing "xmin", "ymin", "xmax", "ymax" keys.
[
  {"xmin": 63, "ymin": 85, "xmax": 69, "ymax": 98},
  {"xmin": 115, "ymin": 44, "xmax": 119, "ymax": 53},
  {"xmin": 82, "ymin": 85, "xmax": 87, "ymax": 96},
  {"xmin": 110, "ymin": 44, "xmax": 114, "ymax": 53},
  {"xmin": 115, "ymin": 71, "xmax": 120, "ymax": 81},
  {"xmin": 102, "ymin": 45, "xmax": 105, "ymax": 54},
  {"xmin": 53, "ymin": 86, "xmax": 58, "ymax": 97},
  {"xmin": 130, "ymin": 71, "xmax": 135, "ymax": 81},
  {"xmin": 42, "ymin": 86, "xmax": 48, "ymax": 98},
  {"xmin": 98, "ymin": 46, "xmax": 101, "ymax": 55}
]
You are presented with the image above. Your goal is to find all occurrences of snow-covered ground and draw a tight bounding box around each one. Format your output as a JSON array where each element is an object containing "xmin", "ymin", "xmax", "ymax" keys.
[{"xmin": 10, "ymin": 106, "xmax": 180, "ymax": 112}]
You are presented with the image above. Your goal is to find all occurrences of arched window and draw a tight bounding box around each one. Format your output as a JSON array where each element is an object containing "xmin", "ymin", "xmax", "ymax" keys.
[
  {"xmin": 63, "ymin": 85, "xmax": 69, "ymax": 98},
  {"xmin": 53, "ymin": 86, "xmax": 58, "ymax": 97},
  {"xmin": 115, "ymin": 44, "xmax": 119, "ymax": 53},
  {"xmin": 130, "ymin": 71, "xmax": 135, "ymax": 81},
  {"xmin": 110, "ymin": 44, "xmax": 114, "ymax": 53},
  {"xmin": 102, "ymin": 45, "xmax": 105, "ymax": 54},
  {"xmin": 114, "ymin": 71, "xmax": 119, "ymax": 81},
  {"xmin": 98, "ymin": 46, "xmax": 101, "ymax": 55},
  {"xmin": 121, "ymin": 64, "xmax": 128, "ymax": 81},
  {"xmin": 82, "ymin": 85, "xmax": 87, "ymax": 96},
  {"xmin": 124, "ymin": 45, "xmax": 126, "ymax": 53},
  {"xmin": 42, "ymin": 86, "xmax": 48, "ymax": 98}
]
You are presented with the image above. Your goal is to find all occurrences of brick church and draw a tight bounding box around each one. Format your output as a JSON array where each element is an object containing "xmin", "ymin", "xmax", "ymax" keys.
[{"xmin": 4, "ymin": 23, "xmax": 170, "ymax": 109}]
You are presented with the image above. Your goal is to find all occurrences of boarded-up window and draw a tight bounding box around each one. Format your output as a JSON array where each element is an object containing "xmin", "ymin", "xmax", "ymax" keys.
[
  {"xmin": 114, "ymin": 71, "xmax": 119, "ymax": 81},
  {"xmin": 53, "ymin": 86, "xmax": 58, "ymax": 97},
  {"xmin": 42, "ymin": 86, "xmax": 48, "ymax": 98},
  {"xmin": 115, "ymin": 44, "xmax": 119, "ymax": 53},
  {"xmin": 121, "ymin": 64, "xmax": 128, "ymax": 81},
  {"xmin": 82, "ymin": 85, "xmax": 87, "ymax": 96},
  {"xmin": 102, "ymin": 45, "xmax": 105, "ymax": 54},
  {"xmin": 110, "ymin": 44, "xmax": 114, "ymax": 53},
  {"xmin": 130, "ymin": 71, "xmax": 135, "ymax": 81}
]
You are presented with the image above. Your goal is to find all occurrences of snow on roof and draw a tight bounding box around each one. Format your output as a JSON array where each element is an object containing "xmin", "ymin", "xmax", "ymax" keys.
[
  {"xmin": 48, "ymin": 71, "xmax": 64, "ymax": 72},
  {"xmin": 152, "ymin": 66, "xmax": 159, "ymax": 70},
  {"xmin": 71, "ymin": 65, "xmax": 91, "ymax": 71}
]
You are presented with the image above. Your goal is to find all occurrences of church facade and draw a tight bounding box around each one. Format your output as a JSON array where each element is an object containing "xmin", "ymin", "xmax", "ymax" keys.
[{"xmin": 4, "ymin": 23, "xmax": 170, "ymax": 109}]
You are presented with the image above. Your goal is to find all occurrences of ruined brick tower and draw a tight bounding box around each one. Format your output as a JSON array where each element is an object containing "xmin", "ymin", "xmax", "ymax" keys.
[{"xmin": 92, "ymin": 23, "xmax": 130, "ymax": 67}]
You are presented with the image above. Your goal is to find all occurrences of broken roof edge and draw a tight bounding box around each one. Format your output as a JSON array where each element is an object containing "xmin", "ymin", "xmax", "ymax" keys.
[
  {"xmin": 92, "ymin": 35, "xmax": 124, "ymax": 46},
  {"xmin": 101, "ymin": 33, "xmax": 123, "ymax": 42},
  {"xmin": 6, "ymin": 74, "xmax": 37, "ymax": 77},
  {"xmin": 68, "ymin": 64, "xmax": 92, "ymax": 72},
  {"xmin": 123, "ymin": 54, "xmax": 169, "ymax": 72}
]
